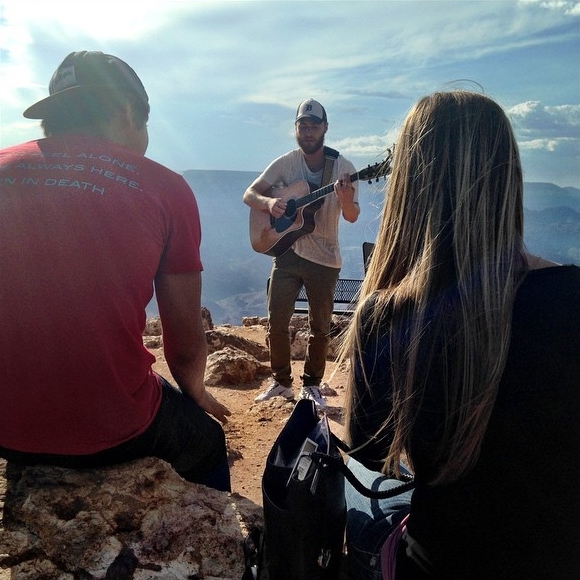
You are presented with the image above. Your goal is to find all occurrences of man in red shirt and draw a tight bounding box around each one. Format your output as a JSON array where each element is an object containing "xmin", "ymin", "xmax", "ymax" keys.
[{"xmin": 0, "ymin": 51, "xmax": 231, "ymax": 491}]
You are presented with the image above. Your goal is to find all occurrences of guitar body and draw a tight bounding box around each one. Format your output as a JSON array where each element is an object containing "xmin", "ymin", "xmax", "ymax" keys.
[{"xmin": 249, "ymin": 181, "xmax": 324, "ymax": 256}]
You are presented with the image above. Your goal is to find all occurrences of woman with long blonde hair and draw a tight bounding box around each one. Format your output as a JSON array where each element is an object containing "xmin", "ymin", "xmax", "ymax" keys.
[{"xmin": 342, "ymin": 91, "xmax": 579, "ymax": 580}]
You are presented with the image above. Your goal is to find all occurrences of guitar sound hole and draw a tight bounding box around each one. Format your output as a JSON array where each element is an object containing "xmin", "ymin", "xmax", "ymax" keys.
[{"xmin": 284, "ymin": 199, "xmax": 297, "ymax": 219}]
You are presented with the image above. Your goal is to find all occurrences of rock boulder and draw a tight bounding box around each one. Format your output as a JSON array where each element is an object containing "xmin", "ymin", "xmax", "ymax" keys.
[{"xmin": 1, "ymin": 457, "xmax": 262, "ymax": 579}]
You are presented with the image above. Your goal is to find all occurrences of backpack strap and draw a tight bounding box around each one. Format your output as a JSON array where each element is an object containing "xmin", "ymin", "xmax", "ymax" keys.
[
  {"xmin": 311, "ymin": 451, "xmax": 415, "ymax": 499},
  {"xmin": 323, "ymin": 433, "xmax": 416, "ymax": 499}
]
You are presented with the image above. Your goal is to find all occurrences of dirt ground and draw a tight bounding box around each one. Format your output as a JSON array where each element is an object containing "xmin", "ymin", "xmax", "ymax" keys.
[{"xmin": 152, "ymin": 322, "xmax": 350, "ymax": 506}]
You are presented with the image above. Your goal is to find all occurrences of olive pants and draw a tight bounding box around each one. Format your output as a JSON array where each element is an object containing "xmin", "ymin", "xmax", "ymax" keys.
[{"xmin": 267, "ymin": 249, "xmax": 340, "ymax": 388}]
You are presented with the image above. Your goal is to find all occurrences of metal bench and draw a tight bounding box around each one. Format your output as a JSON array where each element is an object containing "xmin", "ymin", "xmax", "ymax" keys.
[
  {"xmin": 265, "ymin": 243, "xmax": 376, "ymax": 315},
  {"xmin": 267, "ymin": 277, "xmax": 362, "ymax": 315},
  {"xmin": 296, "ymin": 277, "xmax": 362, "ymax": 315}
]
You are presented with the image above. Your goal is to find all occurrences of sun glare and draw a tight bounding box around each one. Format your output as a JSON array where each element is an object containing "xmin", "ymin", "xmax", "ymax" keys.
[{"xmin": 1, "ymin": 1, "xmax": 178, "ymax": 40}]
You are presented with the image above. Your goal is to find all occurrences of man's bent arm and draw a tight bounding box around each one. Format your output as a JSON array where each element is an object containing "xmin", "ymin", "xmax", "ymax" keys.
[
  {"xmin": 243, "ymin": 177, "xmax": 290, "ymax": 219},
  {"xmin": 155, "ymin": 271, "xmax": 230, "ymax": 424},
  {"xmin": 335, "ymin": 172, "xmax": 360, "ymax": 223}
]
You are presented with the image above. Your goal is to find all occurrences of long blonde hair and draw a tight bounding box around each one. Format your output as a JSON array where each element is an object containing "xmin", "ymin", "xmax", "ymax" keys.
[{"xmin": 342, "ymin": 91, "xmax": 528, "ymax": 485}]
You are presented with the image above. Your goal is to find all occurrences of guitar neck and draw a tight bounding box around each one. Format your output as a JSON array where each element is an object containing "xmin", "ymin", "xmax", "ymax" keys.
[{"xmin": 296, "ymin": 172, "xmax": 360, "ymax": 209}]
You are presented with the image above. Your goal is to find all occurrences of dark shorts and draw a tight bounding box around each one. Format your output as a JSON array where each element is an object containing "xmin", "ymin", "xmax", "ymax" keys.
[{"xmin": 0, "ymin": 377, "xmax": 231, "ymax": 492}]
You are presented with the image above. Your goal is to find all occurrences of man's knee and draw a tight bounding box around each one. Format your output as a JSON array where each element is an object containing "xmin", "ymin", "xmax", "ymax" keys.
[{"xmin": 171, "ymin": 416, "xmax": 227, "ymax": 478}]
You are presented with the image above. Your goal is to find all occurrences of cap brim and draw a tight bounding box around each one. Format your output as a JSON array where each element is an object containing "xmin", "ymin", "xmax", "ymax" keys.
[
  {"xmin": 23, "ymin": 86, "xmax": 94, "ymax": 119},
  {"xmin": 295, "ymin": 114, "xmax": 325, "ymax": 124}
]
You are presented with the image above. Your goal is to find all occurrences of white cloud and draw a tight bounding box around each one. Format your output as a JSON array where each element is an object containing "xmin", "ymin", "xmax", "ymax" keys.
[
  {"xmin": 330, "ymin": 128, "xmax": 401, "ymax": 163},
  {"xmin": 541, "ymin": 1, "xmax": 580, "ymax": 15},
  {"xmin": 519, "ymin": 138, "xmax": 564, "ymax": 151},
  {"xmin": 509, "ymin": 101, "xmax": 580, "ymax": 141}
]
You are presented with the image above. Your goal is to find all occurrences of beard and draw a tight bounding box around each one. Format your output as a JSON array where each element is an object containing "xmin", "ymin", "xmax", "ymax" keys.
[{"xmin": 296, "ymin": 133, "xmax": 325, "ymax": 155}]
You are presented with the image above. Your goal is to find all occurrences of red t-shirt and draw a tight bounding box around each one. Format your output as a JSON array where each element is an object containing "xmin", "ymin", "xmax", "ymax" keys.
[{"xmin": 0, "ymin": 136, "xmax": 203, "ymax": 454}]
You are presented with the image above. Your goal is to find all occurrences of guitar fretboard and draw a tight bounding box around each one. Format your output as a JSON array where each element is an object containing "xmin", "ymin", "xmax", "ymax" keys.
[{"xmin": 296, "ymin": 172, "xmax": 361, "ymax": 209}]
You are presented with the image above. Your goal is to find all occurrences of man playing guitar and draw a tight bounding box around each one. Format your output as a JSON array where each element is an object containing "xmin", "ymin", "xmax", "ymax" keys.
[{"xmin": 243, "ymin": 98, "xmax": 359, "ymax": 408}]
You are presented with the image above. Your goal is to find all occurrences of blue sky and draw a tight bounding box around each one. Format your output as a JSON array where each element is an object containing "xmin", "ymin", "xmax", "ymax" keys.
[{"xmin": 1, "ymin": 0, "xmax": 579, "ymax": 187}]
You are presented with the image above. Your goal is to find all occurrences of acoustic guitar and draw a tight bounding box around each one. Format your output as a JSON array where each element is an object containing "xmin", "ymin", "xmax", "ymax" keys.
[{"xmin": 249, "ymin": 147, "xmax": 394, "ymax": 257}]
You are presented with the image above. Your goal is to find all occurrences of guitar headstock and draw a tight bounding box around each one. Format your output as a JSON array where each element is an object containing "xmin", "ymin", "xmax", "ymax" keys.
[{"xmin": 358, "ymin": 144, "xmax": 395, "ymax": 184}]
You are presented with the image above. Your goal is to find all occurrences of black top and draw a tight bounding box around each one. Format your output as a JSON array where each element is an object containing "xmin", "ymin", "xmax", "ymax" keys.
[{"xmin": 349, "ymin": 266, "xmax": 580, "ymax": 580}]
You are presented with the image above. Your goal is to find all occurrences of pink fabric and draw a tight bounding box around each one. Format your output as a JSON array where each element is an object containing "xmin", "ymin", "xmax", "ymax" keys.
[
  {"xmin": 0, "ymin": 136, "xmax": 202, "ymax": 454},
  {"xmin": 381, "ymin": 514, "xmax": 410, "ymax": 580}
]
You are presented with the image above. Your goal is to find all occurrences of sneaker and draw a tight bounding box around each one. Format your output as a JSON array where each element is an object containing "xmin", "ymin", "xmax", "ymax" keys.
[
  {"xmin": 254, "ymin": 381, "xmax": 294, "ymax": 402},
  {"xmin": 299, "ymin": 385, "xmax": 327, "ymax": 409}
]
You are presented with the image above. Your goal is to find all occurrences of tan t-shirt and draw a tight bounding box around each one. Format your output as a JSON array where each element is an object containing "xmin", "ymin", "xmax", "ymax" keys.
[{"xmin": 261, "ymin": 148, "xmax": 358, "ymax": 268}]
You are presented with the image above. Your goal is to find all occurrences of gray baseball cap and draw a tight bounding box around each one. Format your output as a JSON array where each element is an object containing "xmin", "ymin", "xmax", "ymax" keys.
[
  {"xmin": 23, "ymin": 51, "xmax": 149, "ymax": 119},
  {"xmin": 295, "ymin": 98, "xmax": 327, "ymax": 124}
]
